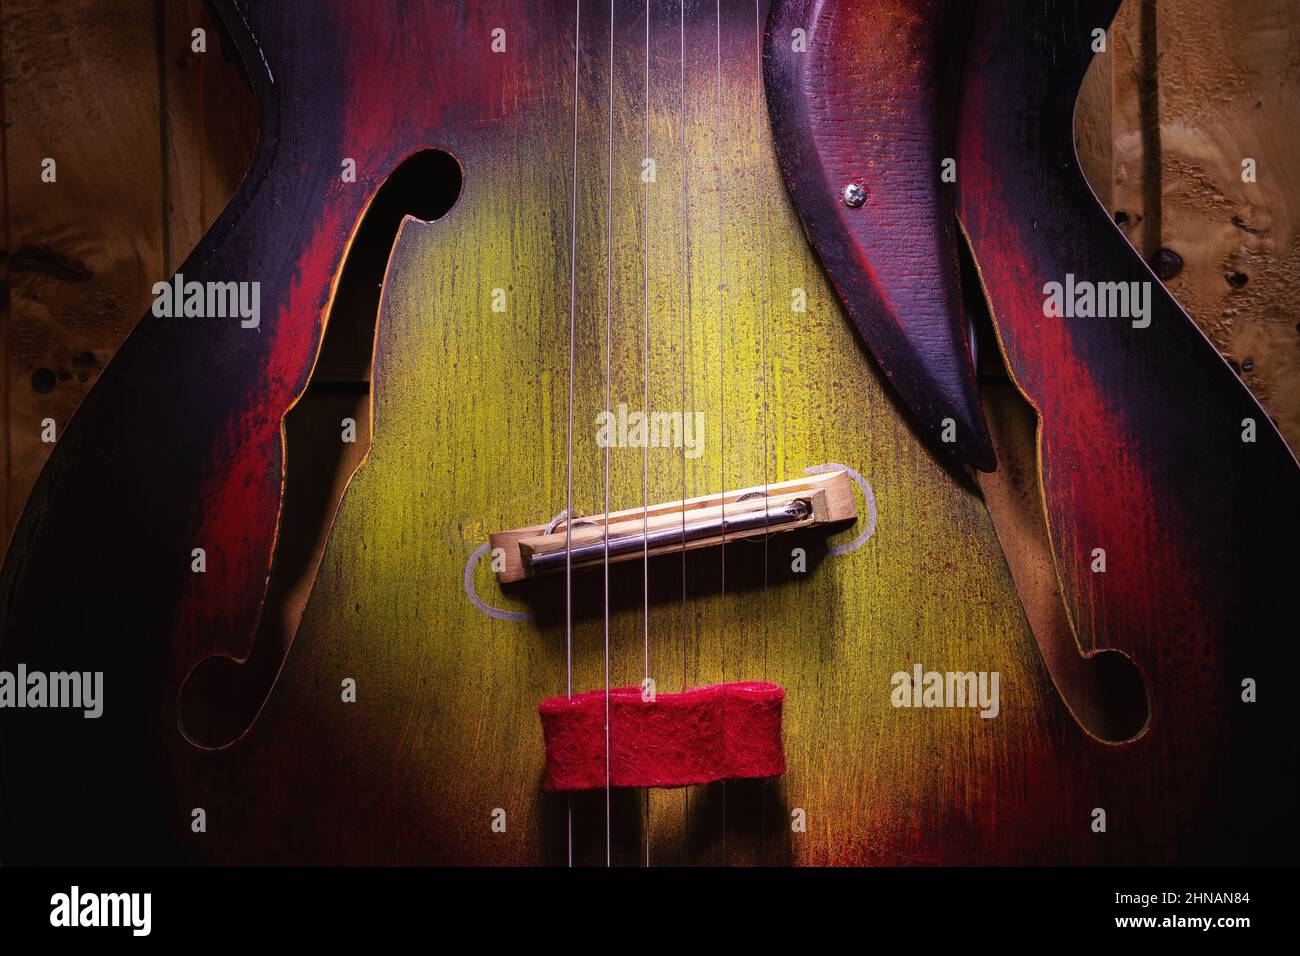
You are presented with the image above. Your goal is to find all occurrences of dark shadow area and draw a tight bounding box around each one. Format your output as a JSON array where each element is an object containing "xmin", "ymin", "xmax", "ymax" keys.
[
  {"xmin": 539, "ymin": 777, "xmax": 790, "ymax": 866},
  {"xmin": 541, "ymin": 786, "xmax": 646, "ymax": 866},
  {"xmin": 687, "ymin": 778, "xmax": 792, "ymax": 865}
]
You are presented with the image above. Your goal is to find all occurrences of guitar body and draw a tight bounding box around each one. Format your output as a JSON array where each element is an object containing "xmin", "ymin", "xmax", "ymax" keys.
[{"xmin": 1, "ymin": 0, "xmax": 1293, "ymax": 866}]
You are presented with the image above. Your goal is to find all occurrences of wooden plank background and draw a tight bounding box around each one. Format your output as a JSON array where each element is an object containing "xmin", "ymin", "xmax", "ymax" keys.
[
  {"xmin": 0, "ymin": 0, "xmax": 257, "ymax": 545},
  {"xmin": 1, "ymin": 0, "xmax": 1297, "ymax": 549},
  {"xmin": 1075, "ymin": 0, "xmax": 1300, "ymax": 448}
]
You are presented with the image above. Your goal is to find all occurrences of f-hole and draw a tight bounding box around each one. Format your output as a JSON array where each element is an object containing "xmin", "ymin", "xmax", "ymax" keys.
[
  {"xmin": 960, "ymin": 230, "xmax": 1149, "ymax": 744},
  {"xmin": 180, "ymin": 149, "xmax": 462, "ymax": 749}
]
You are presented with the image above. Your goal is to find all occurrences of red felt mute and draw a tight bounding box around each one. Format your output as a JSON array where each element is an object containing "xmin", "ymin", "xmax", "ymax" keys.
[{"xmin": 538, "ymin": 681, "xmax": 786, "ymax": 791}]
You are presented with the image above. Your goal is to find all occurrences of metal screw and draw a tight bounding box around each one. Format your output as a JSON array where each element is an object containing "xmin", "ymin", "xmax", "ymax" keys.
[{"xmin": 841, "ymin": 182, "xmax": 867, "ymax": 208}]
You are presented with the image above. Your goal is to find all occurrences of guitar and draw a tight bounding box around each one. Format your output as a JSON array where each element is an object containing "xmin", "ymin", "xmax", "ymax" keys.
[{"xmin": 1, "ymin": 0, "xmax": 1295, "ymax": 865}]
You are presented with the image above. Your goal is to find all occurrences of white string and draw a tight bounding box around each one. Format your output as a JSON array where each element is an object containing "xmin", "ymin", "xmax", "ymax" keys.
[
  {"xmin": 678, "ymin": 0, "xmax": 690, "ymax": 841},
  {"xmin": 754, "ymin": 4, "xmax": 770, "ymax": 665},
  {"xmin": 642, "ymin": 0, "xmax": 652, "ymax": 697},
  {"xmin": 565, "ymin": 0, "xmax": 583, "ymax": 870},
  {"xmin": 755, "ymin": 0, "xmax": 771, "ymax": 859},
  {"xmin": 642, "ymin": 0, "xmax": 653, "ymax": 869},
  {"xmin": 603, "ymin": 0, "xmax": 614, "ymax": 870},
  {"xmin": 715, "ymin": 0, "xmax": 727, "ymax": 864}
]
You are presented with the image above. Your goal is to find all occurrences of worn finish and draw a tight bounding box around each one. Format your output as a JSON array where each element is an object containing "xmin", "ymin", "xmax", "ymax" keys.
[
  {"xmin": 8, "ymin": 0, "xmax": 1299, "ymax": 548},
  {"xmin": 958, "ymin": 0, "xmax": 1300, "ymax": 863},
  {"xmin": 0, "ymin": 0, "xmax": 1293, "ymax": 867}
]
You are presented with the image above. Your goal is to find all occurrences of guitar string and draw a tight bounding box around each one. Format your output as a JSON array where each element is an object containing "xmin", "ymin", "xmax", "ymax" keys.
[
  {"xmin": 715, "ymin": 0, "xmax": 727, "ymax": 863},
  {"xmin": 604, "ymin": 0, "xmax": 614, "ymax": 869},
  {"xmin": 642, "ymin": 0, "xmax": 652, "ymax": 869},
  {"xmin": 565, "ymin": 0, "xmax": 582, "ymax": 870},
  {"xmin": 677, "ymin": 0, "xmax": 689, "ymax": 857},
  {"xmin": 754, "ymin": 0, "xmax": 770, "ymax": 861},
  {"xmin": 570, "ymin": 0, "xmax": 761, "ymax": 868},
  {"xmin": 566, "ymin": 0, "xmax": 768, "ymax": 869}
]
